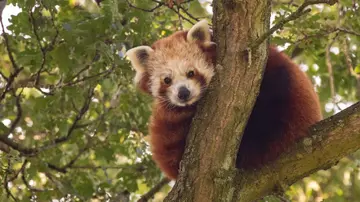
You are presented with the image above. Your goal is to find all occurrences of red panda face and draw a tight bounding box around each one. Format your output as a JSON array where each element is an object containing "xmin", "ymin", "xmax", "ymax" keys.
[
  {"xmin": 149, "ymin": 59, "xmax": 211, "ymax": 107},
  {"xmin": 126, "ymin": 20, "xmax": 216, "ymax": 107}
]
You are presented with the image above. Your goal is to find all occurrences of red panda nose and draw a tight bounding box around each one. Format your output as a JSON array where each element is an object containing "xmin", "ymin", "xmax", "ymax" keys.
[{"xmin": 178, "ymin": 86, "xmax": 190, "ymax": 101}]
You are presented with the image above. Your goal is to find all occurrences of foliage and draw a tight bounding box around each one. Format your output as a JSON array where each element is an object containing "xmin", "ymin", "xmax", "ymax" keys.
[{"xmin": 0, "ymin": 0, "xmax": 359, "ymax": 201}]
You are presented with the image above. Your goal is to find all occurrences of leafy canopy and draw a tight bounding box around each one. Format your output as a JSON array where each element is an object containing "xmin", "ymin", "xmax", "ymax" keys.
[{"xmin": 0, "ymin": 0, "xmax": 359, "ymax": 201}]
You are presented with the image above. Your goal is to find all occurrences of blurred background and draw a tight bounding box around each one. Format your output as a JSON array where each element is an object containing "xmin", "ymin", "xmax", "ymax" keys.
[{"xmin": 0, "ymin": 0, "xmax": 359, "ymax": 201}]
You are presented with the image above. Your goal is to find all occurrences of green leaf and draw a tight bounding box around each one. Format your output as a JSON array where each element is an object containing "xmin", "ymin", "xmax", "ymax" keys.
[
  {"xmin": 355, "ymin": 64, "xmax": 360, "ymax": 74},
  {"xmin": 73, "ymin": 173, "xmax": 95, "ymax": 199}
]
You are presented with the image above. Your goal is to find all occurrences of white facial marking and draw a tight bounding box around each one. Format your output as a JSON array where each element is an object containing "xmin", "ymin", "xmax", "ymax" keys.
[{"xmin": 168, "ymin": 79, "xmax": 202, "ymax": 106}]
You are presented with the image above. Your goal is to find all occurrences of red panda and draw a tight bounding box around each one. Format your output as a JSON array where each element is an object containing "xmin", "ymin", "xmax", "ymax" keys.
[{"xmin": 126, "ymin": 20, "xmax": 322, "ymax": 180}]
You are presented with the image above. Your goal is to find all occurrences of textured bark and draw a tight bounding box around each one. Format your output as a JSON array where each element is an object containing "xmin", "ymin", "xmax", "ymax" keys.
[{"xmin": 164, "ymin": 0, "xmax": 271, "ymax": 201}]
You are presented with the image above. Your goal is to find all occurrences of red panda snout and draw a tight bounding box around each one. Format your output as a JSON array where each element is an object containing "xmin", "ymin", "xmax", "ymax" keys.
[
  {"xmin": 164, "ymin": 73, "xmax": 206, "ymax": 107},
  {"xmin": 178, "ymin": 86, "xmax": 191, "ymax": 101}
]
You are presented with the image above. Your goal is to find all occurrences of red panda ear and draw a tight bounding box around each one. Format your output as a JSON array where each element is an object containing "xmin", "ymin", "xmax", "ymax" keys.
[
  {"xmin": 187, "ymin": 19, "xmax": 211, "ymax": 44},
  {"xmin": 126, "ymin": 46, "xmax": 154, "ymax": 95},
  {"xmin": 126, "ymin": 46, "xmax": 154, "ymax": 73}
]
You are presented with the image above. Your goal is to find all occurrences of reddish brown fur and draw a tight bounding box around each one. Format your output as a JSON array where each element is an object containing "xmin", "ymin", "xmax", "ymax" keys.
[
  {"xmin": 138, "ymin": 31, "xmax": 322, "ymax": 179},
  {"xmin": 150, "ymin": 101, "xmax": 196, "ymax": 179},
  {"xmin": 236, "ymin": 46, "xmax": 322, "ymax": 168},
  {"xmin": 138, "ymin": 72, "xmax": 151, "ymax": 94}
]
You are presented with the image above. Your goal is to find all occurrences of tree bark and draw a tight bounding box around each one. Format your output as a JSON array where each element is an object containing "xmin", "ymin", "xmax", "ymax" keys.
[{"xmin": 165, "ymin": 0, "xmax": 271, "ymax": 201}]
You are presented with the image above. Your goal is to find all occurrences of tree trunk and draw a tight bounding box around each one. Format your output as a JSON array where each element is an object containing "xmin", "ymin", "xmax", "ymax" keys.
[{"xmin": 165, "ymin": 0, "xmax": 271, "ymax": 201}]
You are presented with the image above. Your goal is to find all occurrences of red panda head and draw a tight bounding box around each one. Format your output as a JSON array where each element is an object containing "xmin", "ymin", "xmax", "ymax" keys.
[{"xmin": 126, "ymin": 20, "xmax": 216, "ymax": 107}]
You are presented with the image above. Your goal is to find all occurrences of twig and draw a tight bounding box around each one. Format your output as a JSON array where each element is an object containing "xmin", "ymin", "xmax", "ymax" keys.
[
  {"xmin": 29, "ymin": 10, "xmax": 47, "ymax": 86},
  {"xmin": 6, "ymin": 90, "xmax": 23, "ymax": 136},
  {"xmin": 272, "ymin": 0, "xmax": 299, "ymax": 7},
  {"xmin": 251, "ymin": 0, "xmax": 338, "ymax": 49},
  {"xmin": 67, "ymin": 50, "xmax": 101, "ymax": 82},
  {"xmin": 342, "ymin": 38, "xmax": 359, "ymax": 79},
  {"xmin": 6, "ymin": 160, "xmax": 28, "ymax": 182},
  {"xmin": 0, "ymin": 135, "xmax": 37, "ymax": 155},
  {"xmin": 342, "ymin": 37, "xmax": 360, "ymax": 98},
  {"xmin": 40, "ymin": 1, "xmax": 60, "ymax": 52},
  {"xmin": 1, "ymin": 84, "xmax": 95, "ymax": 156},
  {"xmin": 63, "ymin": 145, "xmax": 90, "ymax": 169},
  {"xmin": 0, "ymin": 17, "xmax": 24, "ymax": 102},
  {"xmin": 149, "ymin": 0, "xmax": 196, "ymax": 24},
  {"xmin": 47, "ymin": 140, "xmax": 92, "ymax": 173},
  {"xmin": 0, "ymin": 90, "xmax": 37, "ymax": 155},
  {"xmin": 0, "ymin": 90, "xmax": 37, "ymax": 156},
  {"xmin": 0, "ymin": 67, "xmax": 23, "ymax": 102},
  {"xmin": 168, "ymin": 6, "xmax": 195, "ymax": 25},
  {"xmin": 179, "ymin": 0, "xmax": 194, "ymax": 4},
  {"xmin": 177, "ymin": 6, "xmax": 183, "ymax": 30},
  {"xmin": 337, "ymin": 27, "xmax": 360, "ymax": 37},
  {"xmin": 38, "ymin": 87, "xmax": 94, "ymax": 150},
  {"xmin": 137, "ymin": 178, "xmax": 171, "ymax": 202},
  {"xmin": 47, "ymin": 163, "xmax": 67, "ymax": 173},
  {"xmin": 29, "ymin": 6, "xmax": 59, "ymax": 87},
  {"xmin": 34, "ymin": 86, "xmax": 54, "ymax": 96},
  {"xmin": 3, "ymin": 158, "xmax": 18, "ymax": 202},
  {"xmin": 177, "ymin": 4, "xmax": 200, "ymax": 22},
  {"xmin": 0, "ymin": 70, "xmax": 8, "ymax": 81},
  {"xmin": 61, "ymin": 67, "xmax": 114, "ymax": 87},
  {"xmin": 43, "ymin": 172, "xmax": 64, "ymax": 192},
  {"xmin": 325, "ymin": 33, "xmax": 338, "ymax": 102},
  {"xmin": 0, "ymin": 141, "xmax": 10, "ymax": 152},
  {"xmin": 125, "ymin": 0, "xmax": 164, "ymax": 12},
  {"xmin": 21, "ymin": 162, "xmax": 46, "ymax": 192},
  {"xmin": 69, "ymin": 165, "xmax": 128, "ymax": 169},
  {"xmin": 29, "ymin": 10, "xmax": 45, "ymax": 53},
  {"xmin": 0, "ymin": 17, "xmax": 19, "ymax": 70}
]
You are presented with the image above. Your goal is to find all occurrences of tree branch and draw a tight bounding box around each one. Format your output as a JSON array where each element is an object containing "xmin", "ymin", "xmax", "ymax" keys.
[
  {"xmin": 251, "ymin": 0, "xmax": 338, "ymax": 49},
  {"xmin": 0, "ymin": 16, "xmax": 19, "ymax": 70},
  {"xmin": 0, "ymin": 70, "xmax": 8, "ymax": 81},
  {"xmin": 137, "ymin": 178, "xmax": 170, "ymax": 202},
  {"xmin": 21, "ymin": 162, "xmax": 46, "ymax": 192},
  {"xmin": 0, "ymin": 135, "xmax": 37, "ymax": 155},
  {"xmin": 39, "ymin": 87, "xmax": 94, "ymax": 150},
  {"xmin": 230, "ymin": 101, "xmax": 360, "ymax": 202},
  {"xmin": 6, "ymin": 160, "xmax": 28, "ymax": 182},
  {"xmin": 337, "ymin": 27, "xmax": 360, "ymax": 37},
  {"xmin": 69, "ymin": 165, "xmax": 129, "ymax": 169},
  {"xmin": 0, "ymin": 86, "xmax": 94, "ymax": 157},
  {"xmin": 342, "ymin": 38, "xmax": 360, "ymax": 79},
  {"xmin": 125, "ymin": 0, "xmax": 164, "ymax": 12},
  {"xmin": 176, "ymin": 4, "xmax": 200, "ymax": 22},
  {"xmin": 0, "ymin": 17, "xmax": 24, "ymax": 103},
  {"xmin": 7, "ymin": 90, "xmax": 23, "ymax": 136},
  {"xmin": 167, "ymin": 5, "xmax": 196, "ymax": 25},
  {"xmin": 325, "ymin": 33, "xmax": 338, "ymax": 102},
  {"xmin": 0, "ymin": 67, "xmax": 23, "ymax": 102},
  {"xmin": 0, "ymin": 90, "xmax": 38, "ymax": 155},
  {"xmin": 29, "ymin": 9, "xmax": 60, "ymax": 86},
  {"xmin": 3, "ymin": 158, "xmax": 18, "ymax": 202},
  {"xmin": 46, "ymin": 139, "xmax": 92, "ymax": 173}
]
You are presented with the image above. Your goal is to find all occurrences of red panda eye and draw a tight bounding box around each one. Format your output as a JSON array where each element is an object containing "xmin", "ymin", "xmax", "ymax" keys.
[
  {"xmin": 187, "ymin": 71, "xmax": 195, "ymax": 78},
  {"xmin": 164, "ymin": 77, "xmax": 172, "ymax": 84}
]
